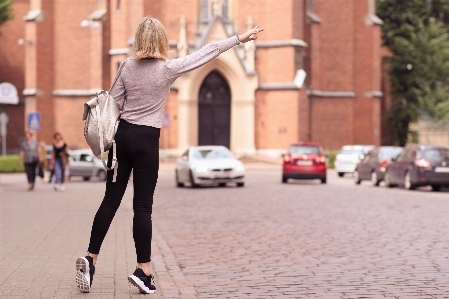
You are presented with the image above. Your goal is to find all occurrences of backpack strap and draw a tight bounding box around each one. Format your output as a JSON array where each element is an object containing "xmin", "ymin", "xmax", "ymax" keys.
[
  {"xmin": 110, "ymin": 60, "xmax": 128, "ymax": 111},
  {"xmin": 93, "ymin": 59, "xmax": 126, "ymax": 182},
  {"xmin": 95, "ymin": 104, "xmax": 118, "ymax": 182}
]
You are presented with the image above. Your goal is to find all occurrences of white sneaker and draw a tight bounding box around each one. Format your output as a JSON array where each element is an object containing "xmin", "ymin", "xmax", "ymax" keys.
[
  {"xmin": 76, "ymin": 256, "xmax": 95, "ymax": 293},
  {"xmin": 54, "ymin": 184, "xmax": 59, "ymax": 191},
  {"xmin": 60, "ymin": 185, "xmax": 65, "ymax": 191}
]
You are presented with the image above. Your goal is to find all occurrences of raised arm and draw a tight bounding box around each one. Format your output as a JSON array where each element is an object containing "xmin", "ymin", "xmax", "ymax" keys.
[
  {"xmin": 165, "ymin": 36, "xmax": 239, "ymax": 79},
  {"xmin": 166, "ymin": 25, "xmax": 264, "ymax": 79}
]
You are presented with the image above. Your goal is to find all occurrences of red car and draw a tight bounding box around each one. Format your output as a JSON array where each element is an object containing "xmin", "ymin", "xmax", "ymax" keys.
[{"xmin": 282, "ymin": 142, "xmax": 327, "ymax": 184}]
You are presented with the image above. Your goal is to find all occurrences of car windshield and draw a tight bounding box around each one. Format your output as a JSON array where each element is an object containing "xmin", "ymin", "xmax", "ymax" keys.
[
  {"xmin": 191, "ymin": 149, "xmax": 233, "ymax": 160},
  {"xmin": 422, "ymin": 148, "xmax": 449, "ymax": 160},
  {"xmin": 380, "ymin": 148, "xmax": 403, "ymax": 160},
  {"xmin": 339, "ymin": 149, "xmax": 364, "ymax": 155},
  {"xmin": 288, "ymin": 146, "xmax": 322, "ymax": 155}
]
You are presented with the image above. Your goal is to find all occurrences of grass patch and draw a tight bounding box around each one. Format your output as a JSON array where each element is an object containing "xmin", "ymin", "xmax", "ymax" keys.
[{"xmin": 0, "ymin": 155, "xmax": 25, "ymax": 173}]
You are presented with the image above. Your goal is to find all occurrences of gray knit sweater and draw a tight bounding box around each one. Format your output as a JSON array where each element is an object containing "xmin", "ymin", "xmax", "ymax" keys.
[{"xmin": 110, "ymin": 36, "xmax": 240, "ymax": 128}]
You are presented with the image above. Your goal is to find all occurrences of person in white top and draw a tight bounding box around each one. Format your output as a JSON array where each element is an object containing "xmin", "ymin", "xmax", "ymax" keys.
[{"xmin": 75, "ymin": 17, "xmax": 263, "ymax": 294}]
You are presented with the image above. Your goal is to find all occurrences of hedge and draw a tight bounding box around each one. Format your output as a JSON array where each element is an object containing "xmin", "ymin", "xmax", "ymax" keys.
[
  {"xmin": 327, "ymin": 151, "xmax": 338, "ymax": 169},
  {"xmin": 0, "ymin": 155, "xmax": 25, "ymax": 173}
]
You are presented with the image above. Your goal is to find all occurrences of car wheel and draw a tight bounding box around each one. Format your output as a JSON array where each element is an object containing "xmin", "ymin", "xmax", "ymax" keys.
[
  {"xmin": 282, "ymin": 175, "xmax": 288, "ymax": 183},
  {"xmin": 353, "ymin": 170, "xmax": 361, "ymax": 185},
  {"xmin": 404, "ymin": 171, "xmax": 415, "ymax": 190},
  {"xmin": 321, "ymin": 177, "xmax": 327, "ymax": 184},
  {"xmin": 97, "ymin": 170, "xmax": 107, "ymax": 181},
  {"xmin": 218, "ymin": 183, "xmax": 227, "ymax": 187},
  {"xmin": 338, "ymin": 172, "xmax": 344, "ymax": 177},
  {"xmin": 175, "ymin": 170, "xmax": 184, "ymax": 187},
  {"xmin": 189, "ymin": 170, "xmax": 199, "ymax": 188},
  {"xmin": 83, "ymin": 176, "xmax": 91, "ymax": 181},
  {"xmin": 371, "ymin": 171, "xmax": 380, "ymax": 187},
  {"xmin": 237, "ymin": 182, "xmax": 244, "ymax": 187},
  {"xmin": 431, "ymin": 185, "xmax": 441, "ymax": 192},
  {"xmin": 384, "ymin": 171, "xmax": 393, "ymax": 188}
]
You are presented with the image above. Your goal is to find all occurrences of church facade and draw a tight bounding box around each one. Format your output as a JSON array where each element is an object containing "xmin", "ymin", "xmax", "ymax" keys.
[{"xmin": 1, "ymin": 0, "xmax": 383, "ymax": 155}]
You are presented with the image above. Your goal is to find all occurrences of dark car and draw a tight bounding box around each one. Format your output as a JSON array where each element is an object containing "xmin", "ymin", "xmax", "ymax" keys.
[
  {"xmin": 384, "ymin": 144, "xmax": 449, "ymax": 191},
  {"xmin": 353, "ymin": 146, "xmax": 403, "ymax": 186},
  {"xmin": 282, "ymin": 142, "xmax": 327, "ymax": 184}
]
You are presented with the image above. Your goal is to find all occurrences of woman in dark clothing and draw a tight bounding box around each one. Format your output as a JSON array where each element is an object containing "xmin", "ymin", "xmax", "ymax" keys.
[
  {"xmin": 18, "ymin": 130, "xmax": 41, "ymax": 191},
  {"xmin": 75, "ymin": 17, "xmax": 263, "ymax": 294},
  {"xmin": 52, "ymin": 132, "xmax": 69, "ymax": 191}
]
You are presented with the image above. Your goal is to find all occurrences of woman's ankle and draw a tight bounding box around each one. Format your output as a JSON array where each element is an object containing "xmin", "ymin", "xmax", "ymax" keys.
[
  {"xmin": 138, "ymin": 262, "xmax": 151, "ymax": 276},
  {"xmin": 87, "ymin": 253, "xmax": 98, "ymax": 266}
]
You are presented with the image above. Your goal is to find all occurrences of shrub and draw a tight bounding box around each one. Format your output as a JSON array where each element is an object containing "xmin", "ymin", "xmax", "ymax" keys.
[
  {"xmin": 0, "ymin": 155, "xmax": 25, "ymax": 173},
  {"xmin": 327, "ymin": 151, "xmax": 338, "ymax": 169}
]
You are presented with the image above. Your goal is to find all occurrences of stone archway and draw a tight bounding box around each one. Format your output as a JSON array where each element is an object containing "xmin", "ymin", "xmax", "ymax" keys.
[
  {"xmin": 198, "ymin": 70, "xmax": 231, "ymax": 148},
  {"xmin": 176, "ymin": 57, "xmax": 257, "ymax": 155},
  {"xmin": 174, "ymin": 17, "xmax": 258, "ymax": 155}
]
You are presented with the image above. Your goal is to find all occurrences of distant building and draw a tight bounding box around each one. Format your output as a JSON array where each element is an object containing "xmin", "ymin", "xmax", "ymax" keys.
[{"xmin": 1, "ymin": 0, "xmax": 384, "ymax": 155}]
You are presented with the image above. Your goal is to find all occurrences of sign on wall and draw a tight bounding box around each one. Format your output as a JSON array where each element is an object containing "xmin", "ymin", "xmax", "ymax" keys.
[
  {"xmin": 28, "ymin": 112, "xmax": 41, "ymax": 131},
  {"xmin": 0, "ymin": 82, "xmax": 19, "ymax": 105}
]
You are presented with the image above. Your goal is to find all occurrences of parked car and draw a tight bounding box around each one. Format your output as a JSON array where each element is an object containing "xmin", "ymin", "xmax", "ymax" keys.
[
  {"xmin": 384, "ymin": 144, "xmax": 449, "ymax": 191},
  {"xmin": 175, "ymin": 146, "xmax": 245, "ymax": 188},
  {"xmin": 353, "ymin": 146, "xmax": 403, "ymax": 186},
  {"xmin": 335, "ymin": 145, "xmax": 375, "ymax": 177},
  {"xmin": 282, "ymin": 142, "xmax": 327, "ymax": 184},
  {"xmin": 69, "ymin": 149, "xmax": 107, "ymax": 181}
]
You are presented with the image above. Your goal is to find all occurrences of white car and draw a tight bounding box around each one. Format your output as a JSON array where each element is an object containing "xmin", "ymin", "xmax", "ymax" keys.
[
  {"xmin": 69, "ymin": 149, "xmax": 107, "ymax": 181},
  {"xmin": 334, "ymin": 145, "xmax": 374, "ymax": 177},
  {"xmin": 175, "ymin": 146, "xmax": 245, "ymax": 187}
]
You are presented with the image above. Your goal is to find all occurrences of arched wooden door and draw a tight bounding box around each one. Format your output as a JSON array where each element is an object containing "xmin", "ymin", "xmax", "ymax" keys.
[{"xmin": 198, "ymin": 71, "xmax": 231, "ymax": 148}]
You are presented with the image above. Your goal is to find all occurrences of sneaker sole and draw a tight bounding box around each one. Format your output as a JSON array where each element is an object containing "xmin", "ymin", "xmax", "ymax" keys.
[
  {"xmin": 75, "ymin": 257, "xmax": 90, "ymax": 293},
  {"xmin": 128, "ymin": 275, "xmax": 156, "ymax": 294}
]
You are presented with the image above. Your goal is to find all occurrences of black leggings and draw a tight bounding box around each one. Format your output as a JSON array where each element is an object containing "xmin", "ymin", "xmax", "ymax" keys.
[
  {"xmin": 88, "ymin": 120, "xmax": 160, "ymax": 263},
  {"xmin": 25, "ymin": 161, "xmax": 38, "ymax": 184}
]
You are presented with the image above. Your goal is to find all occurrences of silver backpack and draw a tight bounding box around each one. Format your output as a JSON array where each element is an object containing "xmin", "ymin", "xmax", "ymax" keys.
[{"xmin": 82, "ymin": 60, "xmax": 127, "ymax": 182}]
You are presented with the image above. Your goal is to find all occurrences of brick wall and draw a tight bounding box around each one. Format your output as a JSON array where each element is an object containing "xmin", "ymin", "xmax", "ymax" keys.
[
  {"xmin": 304, "ymin": 0, "xmax": 382, "ymax": 149},
  {"xmin": 35, "ymin": 0, "xmax": 55, "ymax": 144},
  {"xmin": 0, "ymin": 0, "xmax": 28, "ymax": 151},
  {"xmin": 5, "ymin": 0, "xmax": 383, "ymax": 152},
  {"xmin": 312, "ymin": 98, "xmax": 355, "ymax": 150},
  {"xmin": 255, "ymin": 90, "xmax": 301, "ymax": 149}
]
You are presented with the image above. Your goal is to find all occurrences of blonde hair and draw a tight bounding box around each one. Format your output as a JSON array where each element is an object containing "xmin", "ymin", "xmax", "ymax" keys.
[{"xmin": 130, "ymin": 17, "xmax": 169, "ymax": 60}]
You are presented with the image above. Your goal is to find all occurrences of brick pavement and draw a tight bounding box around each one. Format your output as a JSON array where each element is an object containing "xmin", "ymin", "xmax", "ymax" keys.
[
  {"xmin": 1, "ymin": 167, "xmax": 449, "ymax": 298},
  {"xmin": 151, "ymin": 170, "xmax": 449, "ymax": 298},
  {"xmin": 0, "ymin": 174, "xmax": 165, "ymax": 299}
]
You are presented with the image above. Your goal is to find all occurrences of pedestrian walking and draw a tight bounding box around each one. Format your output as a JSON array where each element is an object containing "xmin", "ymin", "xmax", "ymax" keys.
[
  {"xmin": 38, "ymin": 141, "xmax": 47, "ymax": 182},
  {"xmin": 18, "ymin": 130, "xmax": 41, "ymax": 191},
  {"xmin": 52, "ymin": 132, "xmax": 69, "ymax": 191},
  {"xmin": 75, "ymin": 16, "xmax": 263, "ymax": 294},
  {"xmin": 48, "ymin": 155, "xmax": 55, "ymax": 183}
]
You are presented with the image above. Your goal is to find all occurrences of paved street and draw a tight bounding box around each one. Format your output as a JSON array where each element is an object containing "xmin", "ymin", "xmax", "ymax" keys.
[{"xmin": 1, "ymin": 164, "xmax": 449, "ymax": 298}]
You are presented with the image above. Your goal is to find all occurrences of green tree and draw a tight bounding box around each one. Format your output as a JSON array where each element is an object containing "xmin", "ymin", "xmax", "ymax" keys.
[
  {"xmin": 0, "ymin": 0, "xmax": 13, "ymax": 27},
  {"xmin": 377, "ymin": 0, "xmax": 449, "ymax": 146}
]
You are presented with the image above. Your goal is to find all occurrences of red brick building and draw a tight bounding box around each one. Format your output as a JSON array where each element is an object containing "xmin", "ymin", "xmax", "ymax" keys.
[{"xmin": 0, "ymin": 0, "xmax": 383, "ymax": 155}]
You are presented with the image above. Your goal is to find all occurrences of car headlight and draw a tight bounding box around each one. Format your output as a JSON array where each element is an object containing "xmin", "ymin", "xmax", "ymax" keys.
[
  {"xmin": 195, "ymin": 165, "xmax": 209, "ymax": 172},
  {"xmin": 235, "ymin": 164, "xmax": 245, "ymax": 171}
]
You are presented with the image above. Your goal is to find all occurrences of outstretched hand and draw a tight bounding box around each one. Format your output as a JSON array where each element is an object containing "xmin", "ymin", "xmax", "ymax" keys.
[{"xmin": 238, "ymin": 25, "xmax": 264, "ymax": 43}]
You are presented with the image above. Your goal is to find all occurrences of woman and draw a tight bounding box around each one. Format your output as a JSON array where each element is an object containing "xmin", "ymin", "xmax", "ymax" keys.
[
  {"xmin": 52, "ymin": 132, "xmax": 69, "ymax": 191},
  {"xmin": 75, "ymin": 17, "xmax": 263, "ymax": 294},
  {"xmin": 18, "ymin": 130, "xmax": 41, "ymax": 190}
]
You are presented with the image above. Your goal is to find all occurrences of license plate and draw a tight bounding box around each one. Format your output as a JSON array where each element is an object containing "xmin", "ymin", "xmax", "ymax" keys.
[
  {"xmin": 435, "ymin": 167, "xmax": 449, "ymax": 173},
  {"xmin": 214, "ymin": 173, "xmax": 228, "ymax": 179},
  {"xmin": 297, "ymin": 160, "xmax": 313, "ymax": 166}
]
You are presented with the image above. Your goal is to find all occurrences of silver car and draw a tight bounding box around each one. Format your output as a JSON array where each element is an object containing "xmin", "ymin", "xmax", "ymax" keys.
[
  {"xmin": 69, "ymin": 149, "xmax": 107, "ymax": 181},
  {"xmin": 175, "ymin": 146, "xmax": 245, "ymax": 187},
  {"xmin": 335, "ymin": 145, "xmax": 375, "ymax": 177}
]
